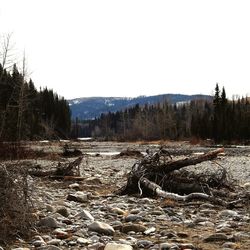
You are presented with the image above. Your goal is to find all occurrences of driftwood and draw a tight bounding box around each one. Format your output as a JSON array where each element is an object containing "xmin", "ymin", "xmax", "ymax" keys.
[
  {"xmin": 29, "ymin": 156, "xmax": 83, "ymax": 178},
  {"xmin": 117, "ymin": 147, "xmax": 228, "ymax": 205},
  {"xmin": 140, "ymin": 177, "xmax": 226, "ymax": 206}
]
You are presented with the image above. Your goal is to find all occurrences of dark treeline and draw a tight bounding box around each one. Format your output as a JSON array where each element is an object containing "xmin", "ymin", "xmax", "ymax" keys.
[
  {"xmin": 0, "ymin": 63, "xmax": 71, "ymax": 141},
  {"xmin": 74, "ymin": 84, "xmax": 250, "ymax": 143}
]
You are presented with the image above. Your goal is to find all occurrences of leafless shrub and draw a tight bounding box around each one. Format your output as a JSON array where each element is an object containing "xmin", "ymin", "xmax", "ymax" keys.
[{"xmin": 0, "ymin": 163, "xmax": 35, "ymax": 244}]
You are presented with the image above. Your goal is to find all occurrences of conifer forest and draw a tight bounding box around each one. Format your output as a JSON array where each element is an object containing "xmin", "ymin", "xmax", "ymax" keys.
[
  {"xmin": 0, "ymin": 63, "xmax": 71, "ymax": 141},
  {"xmin": 73, "ymin": 84, "xmax": 250, "ymax": 143}
]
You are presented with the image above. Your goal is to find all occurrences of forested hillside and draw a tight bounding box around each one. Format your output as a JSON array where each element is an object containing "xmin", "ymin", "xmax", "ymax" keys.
[
  {"xmin": 73, "ymin": 84, "xmax": 250, "ymax": 143},
  {"xmin": 69, "ymin": 94, "xmax": 211, "ymax": 120},
  {"xmin": 0, "ymin": 63, "xmax": 71, "ymax": 141}
]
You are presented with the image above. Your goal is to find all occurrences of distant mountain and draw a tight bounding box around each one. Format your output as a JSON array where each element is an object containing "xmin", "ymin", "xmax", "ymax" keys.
[{"xmin": 68, "ymin": 94, "xmax": 212, "ymax": 120}]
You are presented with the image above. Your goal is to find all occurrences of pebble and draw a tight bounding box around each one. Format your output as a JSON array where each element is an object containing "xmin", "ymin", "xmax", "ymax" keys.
[
  {"xmin": 88, "ymin": 221, "xmax": 115, "ymax": 235},
  {"xmin": 144, "ymin": 226, "xmax": 156, "ymax": 235},
  {"xmin": 46, "ymin": 239, "xmax": 62, "ymax": 246},
  {"xmin": 66, "ymin": 191, "xmax": 89, "ymax": 203},
  {"xmin": 77, "ymin": 237, "xmax": 91, "ymax": 244},
  {"xmin": 56, "ymin": 206, "xmax": 69, "ymax": 217},
  {"xmin": 104, "ymin": 242, "xmax": 133, "ymax": 250},
  {"xmin": 159, "ymin": 243, "xmax": 179, "ymax": 250},
  {"xmin": 75, "ymin": 209, "xmax": 94, "ymax": 220},
  {"xmin": 52, "ymin": 228, "xmax": 70, "ymax": 239},
  {"xmin": 68, "ymin": 183, "xmax": 80, "ymax": 189},
  {"xmin": 37, "ymin": 246, "xmax": 63, "ymax": 250},
  {"xmin": 121, "ymin": 223, "xmax": 147, "ymax": 233},
  {"xmin": 110, "ymin": 207, "xmax": 126, "ymax": 215},
  {"xmin": 137, "ymin": 239, "xmax": 154, "ymax": 248},
  {"xmin": 222, "ymin": 242, "xmax": 238, "ymax": 248},
  {"xmin": 125, "ymin": 214, "xmax": 142, "ymax": 222},
  {"xmin": 38, "ymin": 217, "xmax": 59, "ymax": 228},
  {"xmin": 219, "ymin": 210, "xmax": 238, "ymax": 218}
]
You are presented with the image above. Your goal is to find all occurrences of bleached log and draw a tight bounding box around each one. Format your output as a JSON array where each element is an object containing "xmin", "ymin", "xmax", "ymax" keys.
[{"xmin": 140, "ymin": 177, "xmax": 226, "ymax": 205}]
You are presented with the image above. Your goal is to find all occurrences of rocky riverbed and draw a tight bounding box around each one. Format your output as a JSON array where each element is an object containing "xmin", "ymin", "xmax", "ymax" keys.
[{"xmin": 2, "ymin": 141, "xmax": 250, "ymax": 250}]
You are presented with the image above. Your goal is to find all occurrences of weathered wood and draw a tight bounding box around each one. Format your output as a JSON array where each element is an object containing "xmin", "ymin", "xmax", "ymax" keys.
[
  {"xmin": 56, "ymin": 156, "xmax": 83, "ymax": 176},
  {"xmin": 148, "ymin": 148, "xmax": 224, "ymax": 173},
  {"xmin": 140, "ymin": 177, "xmax": 226, "ymax": 206},
  {"xmin": 117, "ymin": 148, "xmax": 225, "ymax": 200},
  {"xmin": 29, "ymin": 156, "xmax": 83, "ymax": 177},
  {"xmin": 28, "ymin": 170, "xmax": 54, "ymax": 177}
]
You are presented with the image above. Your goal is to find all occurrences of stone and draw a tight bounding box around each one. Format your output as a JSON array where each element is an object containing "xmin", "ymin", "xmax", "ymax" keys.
[
  {"xmin": 52, "ymin": 228, "xmax": 70, "ymax": 239},
  {"xmin": 77, "ymin": 237, "xmax": 91, "ymax": 244},
  {"xmin": 242, "ymin": 182, "xmax": 250, "ymax": 189},
  {"xmin": 56, "ymin": 206, "xmax": 69, "ymax": 217},
  {"xmin": 67, "ymin": 191, "xmax": 89, "ymax": 203},
  {"xmin": 37, "ymin": 246, "xmax": 63, "ymax": 250},
  {"xmin": 234, "ymin": 232, "xmax": 250, "ymax": 240},
  {"xmin": 90, "ymin": 235, "xmax": 100, "ymax": 242},
  {"xmin": 68, "ymin": 241, "xmax": 77, "ymax": 246},
  {"xmin": 88, "ymin": 221, "xmax": 115, "ymax": 235},
  {"xmin": 219, "ymin": 210, "xmax": 238, "ymax": 217},
  {"xmin": 121, "ymin": 223, "xmax": 147, "ymax": 233},
  {"xmin": 137, "ymin": 239, "xmax": 154, "ymax": 248},
  {"xmin": 222, "ymin": 242, "xmax": 238, "ymax": 248},
  {"xmin": 151, "ymin": 210, "xmax": 164, "ymax": 215},
  {"xmin": 75, "ymin": 209, "xmax": 94, "ymax": 220},
  {"xmin": 111, "ymin": 207, "xmax": 126, "ymax": 215},
  {"xmin": 104, "ymin": 242, "xmax": 133, "ymax": 250},
  {"xmin": 125, "ymin": 214, "xmax": 142, "ymax": 222},
  {"xmin": 130, "ymin": 208, "xmax": 140, "ymax": 214},
  {"xmin": 46, "ymin": 239, "xmax": 62, "ymax": 246},
  {"xmin": 69, "ymin": 183, "xmax": 80, "ymax": 189},
  {"xmin": 159, "ymin": 243, "xmax": 178, "ymax": 250},
  {"xmin": 198, "ymin": 221, "xmax": 215, "ymax": 227},
  {"xmin": 46, "ymin": 204, "xmax": 55, "ymax": 212},
  {"xmin": 87, "ymin": 242, "xmax": 105, "ymax": 249},
  {"xmin": 33, "ymin": 240, "xmax": 45, "ymax": 247},
  {"xmin": 177, "ymin": 232, "xmax": 189, "ymax": 238},
  {"xmin": 179, "ymin": 243, "xmax": 195, "ymax": 249},
  {"xmin": 38, "ymin": 217, "xmax": 59, "ymax": 228},
  {"xmin": 144, "ymin": 226, "xmax": 156, "ymax": 235},
  {"xmin": 203, "ymin": 233, "xmax": 228, "ymax": 242}
]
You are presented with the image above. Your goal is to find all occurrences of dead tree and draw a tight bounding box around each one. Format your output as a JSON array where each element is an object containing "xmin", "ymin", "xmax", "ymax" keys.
[{"xmin": 117, "ymin": 148, "xmax": 226, "ymax": 204}]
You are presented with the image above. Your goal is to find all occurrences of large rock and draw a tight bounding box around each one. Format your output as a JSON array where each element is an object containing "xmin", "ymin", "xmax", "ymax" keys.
[
  {"xmin": 88, "ymin": 221, "xmax": 115, "ymax": 235},
  {"xmin": 104, "ymin": 242, "xmax": 133, "ymax": 250}
]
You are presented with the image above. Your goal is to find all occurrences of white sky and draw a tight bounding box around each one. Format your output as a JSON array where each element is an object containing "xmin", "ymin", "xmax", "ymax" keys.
[{"xmin": 0, "ymin": 0, "xmax": 250, "ymax": 99}]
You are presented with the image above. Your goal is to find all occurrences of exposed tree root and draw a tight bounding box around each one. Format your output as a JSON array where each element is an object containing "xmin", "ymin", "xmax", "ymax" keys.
[{"xmin": 116, "ymin": 147, "xmax": 238, "ymax": 206}]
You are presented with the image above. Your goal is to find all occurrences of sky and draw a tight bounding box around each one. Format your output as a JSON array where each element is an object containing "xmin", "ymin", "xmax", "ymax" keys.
[{"xmin": 0, "ymin": 0, "xmax": 250, "ymax": 99}]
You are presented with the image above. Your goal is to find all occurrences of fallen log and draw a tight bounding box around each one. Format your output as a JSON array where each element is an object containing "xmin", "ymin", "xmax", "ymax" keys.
[
  {"xmin": 140, "ymin": 177, "xmax": 226, "ymax": 206},
  {"xmin": 141, "ymin": 148, "xmax": 224, "ymax": 174},
  {"xmin": 117, "ymin": 147, "xmax": 225, "ymax": 203}
]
